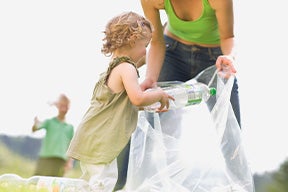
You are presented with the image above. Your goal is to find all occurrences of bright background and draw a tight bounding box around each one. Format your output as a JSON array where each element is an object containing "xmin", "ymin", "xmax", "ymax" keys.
[{"xmin": 0, "ymin": 0, "xmax": 287, "ymax": 175}]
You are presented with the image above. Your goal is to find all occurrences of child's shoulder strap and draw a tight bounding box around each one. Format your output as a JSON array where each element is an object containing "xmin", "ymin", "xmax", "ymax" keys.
[{"xmin": 104, "ymin": 56, "xmax": 139, "ymax": 83}]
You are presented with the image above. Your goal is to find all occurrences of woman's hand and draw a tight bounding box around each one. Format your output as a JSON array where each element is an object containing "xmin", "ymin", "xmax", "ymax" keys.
[
  {"xmin": 140, "ymin": 78, "xmax": 157, "ymax": 91},
  {"xmin": 215, "ymin": 55, "xmax": 237, "ymax": 78}
]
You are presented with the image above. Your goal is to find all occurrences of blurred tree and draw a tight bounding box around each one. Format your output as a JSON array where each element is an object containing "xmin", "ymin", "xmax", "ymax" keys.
[{"xmin": 267, "ymin": 158, "xmax": 288, "ymax": 192}]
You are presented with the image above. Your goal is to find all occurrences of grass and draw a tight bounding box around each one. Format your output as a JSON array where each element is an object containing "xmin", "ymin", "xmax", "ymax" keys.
[
  {"xmin": 0, "ymin": 141, "xmax": 83, "ymax": 191},
  {"xmin": 0, "ymin": 141, "xmax": 82, "ymax": 178}
]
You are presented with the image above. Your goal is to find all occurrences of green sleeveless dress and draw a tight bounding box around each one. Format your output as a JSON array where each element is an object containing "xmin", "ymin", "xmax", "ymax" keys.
[{"xmin": 67, "ymin": 57, "xmax": 139, "ymax": 164}]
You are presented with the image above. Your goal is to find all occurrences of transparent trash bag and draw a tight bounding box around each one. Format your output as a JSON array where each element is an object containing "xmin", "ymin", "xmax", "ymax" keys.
[{"xmin": 124, "ymin": 66, "xmax": 255, "ymax": 192}]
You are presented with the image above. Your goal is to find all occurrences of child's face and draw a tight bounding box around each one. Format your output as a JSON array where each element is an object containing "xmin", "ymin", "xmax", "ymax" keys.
[{"xmin": 133, "ymin": 29, "xmax": 151, "ymax": 68}]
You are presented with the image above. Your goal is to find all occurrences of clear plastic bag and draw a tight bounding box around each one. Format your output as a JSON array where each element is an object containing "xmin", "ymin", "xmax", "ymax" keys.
[{"xmin": 124, "ymin": 66, "xmax": 254, "ymax": 192}]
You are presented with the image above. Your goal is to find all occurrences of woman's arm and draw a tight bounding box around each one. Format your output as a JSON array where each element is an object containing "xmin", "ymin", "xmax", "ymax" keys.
[
  {"xmin": 140, "ymin": 0, "xmax": 166, "ymax": 90},
  {"xmin": 211, "ymin": 0, "xmax": 237, "ymax": 76}
]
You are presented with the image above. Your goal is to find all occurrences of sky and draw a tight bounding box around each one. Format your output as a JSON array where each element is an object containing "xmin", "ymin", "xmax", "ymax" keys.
[{"xmin": 0, "ymin": 0, "xmax": 287, "ymax": 175}]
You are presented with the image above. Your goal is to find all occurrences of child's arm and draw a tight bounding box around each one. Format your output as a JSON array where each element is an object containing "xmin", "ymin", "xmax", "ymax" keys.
[
  {"xmin": 64, "ymin": 158, "xmax": 74, "ymax": 173},
  {"xmin": 108, "ymin": 62, "xmax": 172, "ymax": 110}
]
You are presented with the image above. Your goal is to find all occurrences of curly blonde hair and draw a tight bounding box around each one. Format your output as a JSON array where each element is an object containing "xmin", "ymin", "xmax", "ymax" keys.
[{"xmin": 101, "ymin": 11, "xmax": 152, "ymax": 56}]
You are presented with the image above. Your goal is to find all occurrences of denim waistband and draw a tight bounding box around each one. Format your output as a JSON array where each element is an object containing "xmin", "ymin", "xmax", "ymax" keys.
[{"xmin": 164, "ymin": 34, "xmax": 222, "ymax": 55}]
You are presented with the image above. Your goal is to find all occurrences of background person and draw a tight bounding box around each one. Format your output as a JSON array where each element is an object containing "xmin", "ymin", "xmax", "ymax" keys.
[{"xmin": 32, "ymin": 93, "xmax": 74, "ymax": 177}]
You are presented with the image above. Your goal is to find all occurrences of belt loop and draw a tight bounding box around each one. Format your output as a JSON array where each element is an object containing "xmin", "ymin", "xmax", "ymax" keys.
[
  {"xmin": 208, "ymin": 47, "xmax": 216, "ymax": 60},
  {"xmin": 208, "ymin": 47, "xmax": 212, "ymax": 57},
  {"xmin": 191, "ymin": 45, "xmax": 199, "ymax": 52}
]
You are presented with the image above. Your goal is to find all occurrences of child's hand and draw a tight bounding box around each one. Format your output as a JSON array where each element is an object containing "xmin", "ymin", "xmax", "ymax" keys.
[
  {"xmin": 34, "ymin": 116, "xmax": 39, "ymax": 124},
  {"xmin": 157, "ymin": 91, "xmax": 174, "ymax": 112},
  {"xmin": 64, "ymin": 159, "xmax": 74, "ymax": 173}
]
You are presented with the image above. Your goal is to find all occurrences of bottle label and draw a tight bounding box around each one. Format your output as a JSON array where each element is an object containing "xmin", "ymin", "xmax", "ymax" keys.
[
  {"xmin": 184, "ymin": 84, "xmax": 202, "ymax": 105},
  {"xmin": 164, "ymin": 86, "xmax": 188, "ymax": 108},
  {"xmin": 144, "ymin": 81, "xmax": 214, "ymax": 111}
]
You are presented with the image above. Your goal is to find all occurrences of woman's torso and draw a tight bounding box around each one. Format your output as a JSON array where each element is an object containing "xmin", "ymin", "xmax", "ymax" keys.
[{"xmin": 161, "ymin": 0, "xmax": 220, "ymax": 46}]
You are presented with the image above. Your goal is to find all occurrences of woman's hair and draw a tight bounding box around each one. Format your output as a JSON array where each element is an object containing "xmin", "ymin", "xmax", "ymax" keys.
[{"xmin": 101, "ymin": 11, "xmax": 152, "ymax": 56}]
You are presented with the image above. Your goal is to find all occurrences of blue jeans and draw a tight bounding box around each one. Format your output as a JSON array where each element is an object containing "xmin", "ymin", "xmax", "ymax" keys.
[{"xmin": 158, "ymin": 35, "xmax": 241, "ymax": 127}]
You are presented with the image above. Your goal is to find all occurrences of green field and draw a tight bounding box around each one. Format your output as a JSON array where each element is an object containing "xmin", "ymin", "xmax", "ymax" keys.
[{"xmin": 0, "ymin": 141, "xmax": 82, "ymax": 177}]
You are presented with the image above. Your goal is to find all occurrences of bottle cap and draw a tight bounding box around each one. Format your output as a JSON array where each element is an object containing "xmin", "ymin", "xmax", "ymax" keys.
[{"xmin": 209, "ymin": 87, "xmax": 216, "ymax": 95}]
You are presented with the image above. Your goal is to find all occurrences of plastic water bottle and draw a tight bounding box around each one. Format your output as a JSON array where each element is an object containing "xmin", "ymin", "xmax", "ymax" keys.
[
  {"xmin": 0, "ymin": 173, "xmax": 91, "ymax": 192},
  {"xmin": 26, "ymin": 176, "xmax": 91, "ymax": 192},
  {"xmin": 0, "ymin": 174, "xmax": 26, "ymax": 192},
  {"xmin": 144, "ymin": 81, "xmax": 216, "ymax": 112}
]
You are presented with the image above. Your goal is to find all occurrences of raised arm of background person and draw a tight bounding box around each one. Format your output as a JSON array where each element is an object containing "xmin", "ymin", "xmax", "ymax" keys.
[
  {"xmin": 140, "ymin": 0, "xmax": 166, "ymax": 90},
  {"xmin": 32, "ymin": 116, "xmax": 41, "ymax": 132}
]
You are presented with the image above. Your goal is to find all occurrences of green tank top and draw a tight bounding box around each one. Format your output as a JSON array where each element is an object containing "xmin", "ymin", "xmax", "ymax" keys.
[{"xmin": 165, "ymin": 0, "xmax": 220, "ymax": 44}]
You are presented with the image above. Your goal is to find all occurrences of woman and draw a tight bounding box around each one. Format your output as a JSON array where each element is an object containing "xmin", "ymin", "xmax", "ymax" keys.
[{"xmin": 140, "ymin": 0, "xmax": 241, "ymax": 126}]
